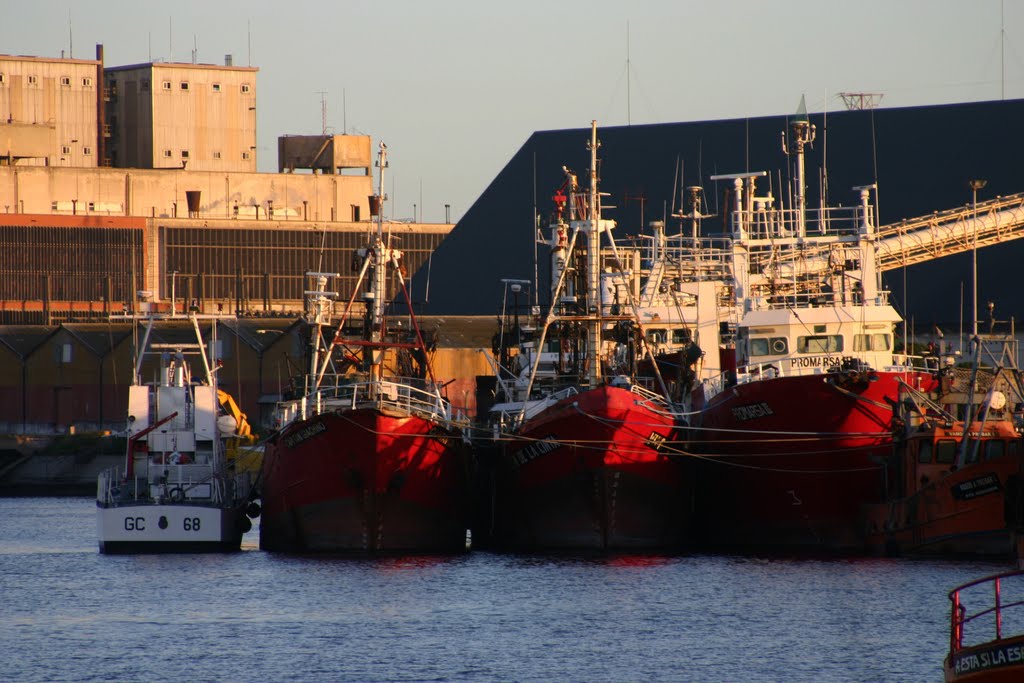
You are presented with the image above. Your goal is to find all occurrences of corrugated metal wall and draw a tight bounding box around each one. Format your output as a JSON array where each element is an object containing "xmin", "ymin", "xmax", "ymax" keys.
[{"xmin": 0, "ymin": 223, "xmax": 141, "ymax": 303}]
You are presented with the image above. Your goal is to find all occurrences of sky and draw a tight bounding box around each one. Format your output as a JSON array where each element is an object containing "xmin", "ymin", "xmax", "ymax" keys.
[{"xmin": 3, "ymin": 0, "xmax": 1021, "ymax": 223}]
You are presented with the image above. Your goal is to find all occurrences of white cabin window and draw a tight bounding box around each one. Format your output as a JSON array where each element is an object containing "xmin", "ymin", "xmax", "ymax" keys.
[
  {"xmin": 751, "ymin": 337, "xmax": 789, "ymax": 357},
  {"xmin": 212, "ymin": 83, "xmax": 221, "ymax": 92},
  {"xmin": 796, "ymin": 335, "xmax": 843, "ymax": 354},
  {"xmin": 0, "ymin": 73, "xmax": 5, "ymax": 85},
  {"xmin": 671, "ymin": 329, "xmax": 692, "ymax": 345},
  {"xmin": 60, "ymin": 76, "xmax": 71, "ymax": 87},
  {"xmin": 28, "ymin": 75, "xmax": 38, "ymax": 85},
  {"xmin": 180, "ymin": 81, "xmax": 189, "ymax": 91},
  {"xmin": 82, "ymin": 76, "xmax": 93, "ymax": 87},
  {"xmin": 162, "ymin": 80, "xmax": 171, "ymax": 90},
  {"xmin": 646, "ymin": 329, "xmax": 668, "ymax": 345},
  {"xmin": 83, "ymin": 146, "xmax": 92, "ymax": 155},
  {"xmin": 853, "ymin": 333, "xmax": 891, "ymax": 352},
  {"xmin": 240, "ymin": 83, "xmax": 250, "ymax": 93},
  {"xmin": 212, "ymin": 151, "xmax": 221, "ymax": 159}
]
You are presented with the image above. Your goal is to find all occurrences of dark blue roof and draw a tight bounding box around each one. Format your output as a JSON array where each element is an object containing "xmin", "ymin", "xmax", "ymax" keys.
[{"xmin": 411, "ymin": 99, "xmax": 1024, "ymax": 325}]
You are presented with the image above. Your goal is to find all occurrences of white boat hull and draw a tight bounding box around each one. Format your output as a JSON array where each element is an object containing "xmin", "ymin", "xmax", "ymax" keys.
[{"xmin": 96, "ymin": 503, "xmax": 248, "ymax": 553}]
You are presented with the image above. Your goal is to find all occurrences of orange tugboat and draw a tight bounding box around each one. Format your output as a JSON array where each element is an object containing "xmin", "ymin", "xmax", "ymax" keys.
[
  {"xmin": 945, "ymin": 570, "xmax": 1024, "ymax": 682},
  {"xmin": 863, "ymin": 353, "xmax": 1024, "ymax": 558}
]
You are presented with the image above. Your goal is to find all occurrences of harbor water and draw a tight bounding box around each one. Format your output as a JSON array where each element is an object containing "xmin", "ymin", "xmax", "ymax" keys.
[{"xmin": 1, "ymin": 497, "xmax": 1012, "ymax": 682}]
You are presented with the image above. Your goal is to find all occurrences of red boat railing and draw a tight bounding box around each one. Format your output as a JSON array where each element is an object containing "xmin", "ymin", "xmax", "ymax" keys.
[{"xmin": 948, "ymin": 570, "xmax": 1024, "ymax": 654}]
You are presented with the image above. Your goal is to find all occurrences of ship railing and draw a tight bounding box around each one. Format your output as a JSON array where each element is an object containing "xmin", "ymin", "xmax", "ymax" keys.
[
  {"xmin": 732, "ymin": 204, "xmax": 866, "ymax": 240},
  {"xmin": 316, "ymin": 378, "xmax": 452, "ymax": 422},
  {"xmin": 625, "ymin": 382, "xmax": 675, "ymax": 416},
  {"xmin": 747, "ymin": 289, "xmax": 892, "ymax": 311},
  {"xmin": 700, "ymin": 352, "xmax": 931, "ymax": 401},
  {"xmin": 637, "ymin": 238, "xmax": 735, "ymax": 276},
  {"xmin": 490, "ymin": 386, "xmax": 580, "ymax": 433},
  {"xmin": 948, "ymin": 570, "xmax": 1024, "ymax": 655},
  {"xmin": 886, "ymin": 353, "xmax": 940, "ymax": 372},
  {"xmin": 700, "ymin": 362, "xmax": 787, "ymax": 400},
  {"xmin": 521, "ymin": 386, "xmax": 579, "ymax": 422},
  {"xmin": 96, "ymin": 462, "xmax": 232, "ymax": 506}
]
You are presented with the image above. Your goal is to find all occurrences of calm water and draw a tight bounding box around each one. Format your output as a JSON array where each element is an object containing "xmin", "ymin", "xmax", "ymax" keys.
[{"xmin": 0, "ymin": 497, "xmax": 1013, "ymax": 682}]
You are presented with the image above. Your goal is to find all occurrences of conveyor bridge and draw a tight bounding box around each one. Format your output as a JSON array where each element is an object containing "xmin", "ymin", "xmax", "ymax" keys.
[{"xmin": 876, "ymin": 192, "xmax": 1024, "ymax": 271}]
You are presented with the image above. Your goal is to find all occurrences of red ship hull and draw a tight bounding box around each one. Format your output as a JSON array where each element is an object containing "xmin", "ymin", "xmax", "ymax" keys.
[
  {"xmin": 260, "ymin": 409, "xmax": 470, "ymax": 553},
  {"xmin": 489, "ymin": 385, "xmax": 690, "ymax": 551},
  {"xmin": 694, "ymin": 369, "xmax": 938, "ymax": 551}
]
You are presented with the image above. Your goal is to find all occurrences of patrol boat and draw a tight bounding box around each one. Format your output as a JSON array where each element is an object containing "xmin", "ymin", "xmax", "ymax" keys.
[{"xmin": 96, "ymin": 311, "xmax": 259, "ymax": 553}]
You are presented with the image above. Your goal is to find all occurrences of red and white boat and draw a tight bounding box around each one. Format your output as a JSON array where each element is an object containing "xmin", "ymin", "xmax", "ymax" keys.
[
  {"xmin": 687, "ymin": 114, "xmax": 940, "ymax": 551},
  {"xmin": 477, "ymin": 122, "xmax": 690, "ymax": 551},
  {"xmin": 945, "ymin": 570, "xmax": 1024, "ymax": 682},
  {"xmin": 96, "ymin": 311, "xmax": 259, "ymax": 553},
  {"xmin": 259, "ymin": 142, "xmax": 470, "ymax": 553}
]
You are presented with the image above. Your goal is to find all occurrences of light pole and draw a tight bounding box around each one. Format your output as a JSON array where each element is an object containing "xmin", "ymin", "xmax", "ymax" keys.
[
  {"xmin": 171, "ymin": 270, "xmax": 179, "ymax": 316},
  {"xmin": 968, "ymin": 179, "xmax": 987, "ymax": 339}
]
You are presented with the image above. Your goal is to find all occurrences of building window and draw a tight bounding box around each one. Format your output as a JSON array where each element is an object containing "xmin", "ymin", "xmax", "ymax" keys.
[
  {"xmin": 240, "ymin": 83, "xmax": 250, "ymax": 93},
  {"xmin": 212, "ymin": 83, "xmax": 221, "ymax": 92},
  {"xmin": 162, "ymin": 80, "xmax": 171, "ymax": 90},
  {"xmin": 60, "ymin": 343, "xmax": 73, "ymax": 364},
  {"xmin": 241, "ymin": 151, "xmax": 250, "ymax": 160},
  {"xmin": 82, "ymin": 76, "xmax": 93, "ymax": 87},
  {"xmin": 180, "ymin": 81, "xmax": 190, "ymax": 91},
  {"xmin": 83, "ymin": 146, "xmax": 92, "ymax": 155},
  {"xmin": 212, "ymin": 151, "xmax": 221, "ymax": 160},
  {"xmin": 163, "ymin": 149, "xmax": 172, "ymax": 158},
  {"xmin": 181, "ymin": 150, "xmax": 189, "ymax": 158},
  {"xmin": 60, "ymin": 76, "xmax": 71, "ymax": 86}
]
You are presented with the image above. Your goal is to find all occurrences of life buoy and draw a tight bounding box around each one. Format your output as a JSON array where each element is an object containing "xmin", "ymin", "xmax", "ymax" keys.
[
  {"xmin": 771, "ymin": 338, "xmax": 787, "ymax": 355},
  {"xmin": 167, "ymin": 487, "xmax": 184, "ymax": 502}
]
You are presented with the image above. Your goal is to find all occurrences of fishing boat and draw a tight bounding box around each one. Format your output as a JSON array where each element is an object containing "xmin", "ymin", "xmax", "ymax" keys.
[
  {"xmin": 687, "ymin": 113, "xmax": 941, "ymax": 552},
  {"xmin": 476, "ymin": 121, "xmax": 691, "ymax": 551},
  {"xmin": 96, "ymin": 311, "xmax": 259, "ymax": 553},
  {"xmin": 945, "ymin": 569, "xmax": 1024, "ymax": 681},
  {"xmin": 259, "ymin": 142, "xmax": 471, "ymax": 553},
  {"xmin": 862, "ymin": 339, "xmax": 1024, "ymax": 557}
]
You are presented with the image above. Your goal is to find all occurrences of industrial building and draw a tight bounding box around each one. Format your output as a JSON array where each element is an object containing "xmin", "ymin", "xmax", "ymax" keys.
[
  {"xmin": 0, "ymin": 45, "xmax": 453, "ymax": 324},
  {"xmin": 0, "ymin": 45, "xmax": 458, "ymax": 440}
]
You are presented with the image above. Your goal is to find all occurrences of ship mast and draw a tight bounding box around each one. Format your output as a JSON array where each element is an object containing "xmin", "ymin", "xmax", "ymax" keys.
[
  {"xmin": 584, "ymin": 121, "xmax": 602, "ymax": 387},
  {"xmin": 783, "ymin": 113, "xmax": 816, "ymax": 240},
  {"xmin": 369, "ymin": 142, "xmax": 389, "ymax": 384}
]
